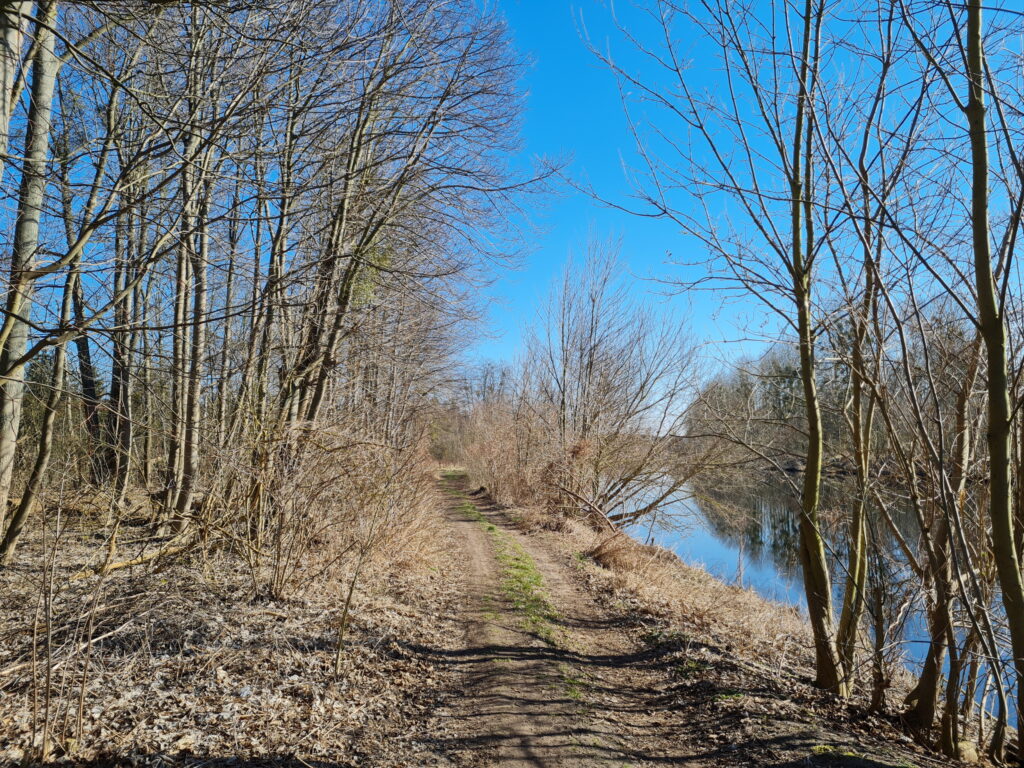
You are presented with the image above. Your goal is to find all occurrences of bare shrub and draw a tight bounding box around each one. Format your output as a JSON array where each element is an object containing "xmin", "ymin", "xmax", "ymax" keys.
[
  {"xmin": 200, "ymin": 425, "xmax": 435, "ymax": 601},
  {"xmin": 462, "ymin": 387, "xmax": 550, "ymax": 510},
  {"xmin": 460, "ymin": 245, "xmax": 701, "ymax": 534},
  {"xmin": 0, "ymin": 426, "xmax": 445, "ymax": 761}
]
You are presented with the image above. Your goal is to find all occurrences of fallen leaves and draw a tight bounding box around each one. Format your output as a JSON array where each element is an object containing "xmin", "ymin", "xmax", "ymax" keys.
[{"xmin": 0, "ymin": 537, "xmax": 462, "ymax": 767}]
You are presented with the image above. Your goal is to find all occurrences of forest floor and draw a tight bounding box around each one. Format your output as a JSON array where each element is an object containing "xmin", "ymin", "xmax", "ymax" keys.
[{"xmin": 0, "ymin": 472, "xmax": 975, "ymax": 767}]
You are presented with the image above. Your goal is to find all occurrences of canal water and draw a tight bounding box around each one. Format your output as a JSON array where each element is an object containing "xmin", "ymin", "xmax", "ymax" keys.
[
  {"xmin": 633, "ymin": 474, "xmax": 1018, "ymax": 726},
  {"xmin": 634, "ymin": 475, "xmax": 929, "ymax": 659},
  {"xmin": 634, "ymin": 477, "xmax": 811, "ymax": 607},
  {"xmin": 639, "ymin": 499, "xmax": 807, "ymax": 604}
]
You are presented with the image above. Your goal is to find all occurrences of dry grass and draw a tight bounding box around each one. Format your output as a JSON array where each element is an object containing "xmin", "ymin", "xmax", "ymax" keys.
[
  {"xmin": 505, "ymin": 504, "xmax": 568, "ymax": 533},
  {"xmin": 587, "ymin": 535, "xmax": 677, "ymax": 573},
  {"xmin": 512, "ymin": 507, "xmax": 814, "ymax": 674},
  {"xmin": 0, "ymin": 436, "xmax": 456, "ymax": 765},
  {"xmin": 0, "ymin": 551, "xmax": 459, "ymax": 765},
  {"xmin": 590, "ymin": 538, "xmax": 810, "ymax": 669}
]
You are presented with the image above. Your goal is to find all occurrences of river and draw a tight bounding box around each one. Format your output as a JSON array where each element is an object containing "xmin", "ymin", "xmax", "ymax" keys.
[
  {"xmin": 636, "ymin": 475, "xmax": 929, "ymax": 662},
  {"xmin": 628, "ymin": 473, "xmax": 1021, "ymax": 727}
]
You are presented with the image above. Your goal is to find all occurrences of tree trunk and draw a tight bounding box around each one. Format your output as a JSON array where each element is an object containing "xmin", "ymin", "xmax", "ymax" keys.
[
  {"xmin": 965, "ymin": 6, "xmax": 1024, "ymax": 763},
  {"xmin": 789, "ymin": 0, "xmax": 841, "ymax": 694},
  {"xmin": 0, "ymin": 264, "xmax": 72, "ymax": 562},
  {"xmin": 174, "ymin": 184, "xmax": 210, "ymax": 525},
  {"xmin": 0, "ymin": 0, "xmax": 59, "ymax": 533},
  {"xmin": 0, "ymin": 2, "xmax": 31, "ymax": 184},
  {"xmin": 836, "ymin": 232, "xmax": 876, "ymax": 688}
]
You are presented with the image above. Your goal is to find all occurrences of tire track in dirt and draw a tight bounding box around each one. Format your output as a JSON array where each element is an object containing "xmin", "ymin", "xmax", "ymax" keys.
[{"xmin": 426, "ymin": 474, "xmax": 697, "ymax": 767}]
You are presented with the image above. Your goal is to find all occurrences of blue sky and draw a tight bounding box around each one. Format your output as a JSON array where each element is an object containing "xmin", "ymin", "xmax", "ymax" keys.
[{"xmin": 468, "ymin": 0, "xmax": 766, "ymax": 367}]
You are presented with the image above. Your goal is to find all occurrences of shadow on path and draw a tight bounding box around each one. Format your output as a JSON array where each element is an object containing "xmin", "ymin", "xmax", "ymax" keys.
[{"xmin": 426, "ymin": 474, "xmax": 920, "ymax": 768}]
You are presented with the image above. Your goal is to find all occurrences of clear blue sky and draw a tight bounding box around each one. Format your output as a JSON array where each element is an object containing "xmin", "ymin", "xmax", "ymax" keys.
[{"xmin": 469, "ymin": 0, "xmax": 766, "ymax": 367}]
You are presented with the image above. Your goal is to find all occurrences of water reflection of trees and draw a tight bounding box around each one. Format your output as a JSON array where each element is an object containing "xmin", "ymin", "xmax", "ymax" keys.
[
  {"xmin": 693, "ymin": 476, "xmax": 802, "ymax": 580},
  {"xmin": 691, "ymin": 473, "xmax": 921, "ymax": 593}
]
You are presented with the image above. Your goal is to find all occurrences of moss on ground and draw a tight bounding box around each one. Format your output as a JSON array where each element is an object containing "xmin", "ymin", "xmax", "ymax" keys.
[{"xmin": 488, "ymin": 523, "xmax": 559, "ymax": 644}]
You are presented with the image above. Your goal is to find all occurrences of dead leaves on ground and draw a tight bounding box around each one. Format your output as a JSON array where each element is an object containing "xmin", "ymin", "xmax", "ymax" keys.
[{"xmin": 0, "ymin": 548, "xmax": 460, "ymax": 766}]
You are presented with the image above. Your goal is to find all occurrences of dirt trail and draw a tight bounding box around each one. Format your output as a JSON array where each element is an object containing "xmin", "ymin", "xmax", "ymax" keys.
[
  {"xmin": 411, "ymin": 474, "xmax": 946, "ymax": 768},
  {"xmin": 426, "ymin": 474, "xmax": 694, "ymax": 767}
]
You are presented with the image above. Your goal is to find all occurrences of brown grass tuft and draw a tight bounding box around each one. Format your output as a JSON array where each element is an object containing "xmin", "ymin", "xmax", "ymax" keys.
[
  {"xmin": 587, "ymin": 534, "xmax": 676, "ymax": 573},
  {"xmin": 512, "ymin": 505, "xmax": 568, "ymax": 532}
]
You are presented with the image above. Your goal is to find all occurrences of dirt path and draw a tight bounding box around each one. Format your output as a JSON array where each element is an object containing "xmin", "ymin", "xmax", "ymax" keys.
[
  {"xmin": 403, "ymin": 473, "xmax": 949, "ymax": 768},
  {"xmin": 424, "ymin": 474, "xmax": 695, "ymax": 767}
]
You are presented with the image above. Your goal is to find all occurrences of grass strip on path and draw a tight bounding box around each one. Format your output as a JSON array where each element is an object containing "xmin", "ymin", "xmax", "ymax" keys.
[
  {"xmin": 453, "ymin": 496, "xmax": 560, "ymax": 645},
  {"xmin": 443, "ymin": 476, "xmax": 587, "ymax": 709}
]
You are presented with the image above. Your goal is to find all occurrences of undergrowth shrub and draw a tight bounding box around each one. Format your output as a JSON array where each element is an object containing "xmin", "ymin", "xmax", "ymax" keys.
[
  {"xmin": 0, "ymin": 423, "xmax": 443, "ymax": 762},
  {"xmin": 461, "ymin": 402, "xmax": 549, "ymax": 510},
  {"xmin": 218, "ymin": 425, "xmax": 439, "ymax": 600}
]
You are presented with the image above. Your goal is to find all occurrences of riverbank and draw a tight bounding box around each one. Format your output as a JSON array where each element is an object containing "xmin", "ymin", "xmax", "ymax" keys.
[{"xmin": 0, "ymin": 472, "xmax": 970, "ymax": 766}]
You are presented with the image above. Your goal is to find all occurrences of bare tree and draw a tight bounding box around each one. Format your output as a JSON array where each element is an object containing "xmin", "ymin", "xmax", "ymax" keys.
[{"xmin": 595, "ymin": 0, "xmax": 852, "ymax": 692}]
